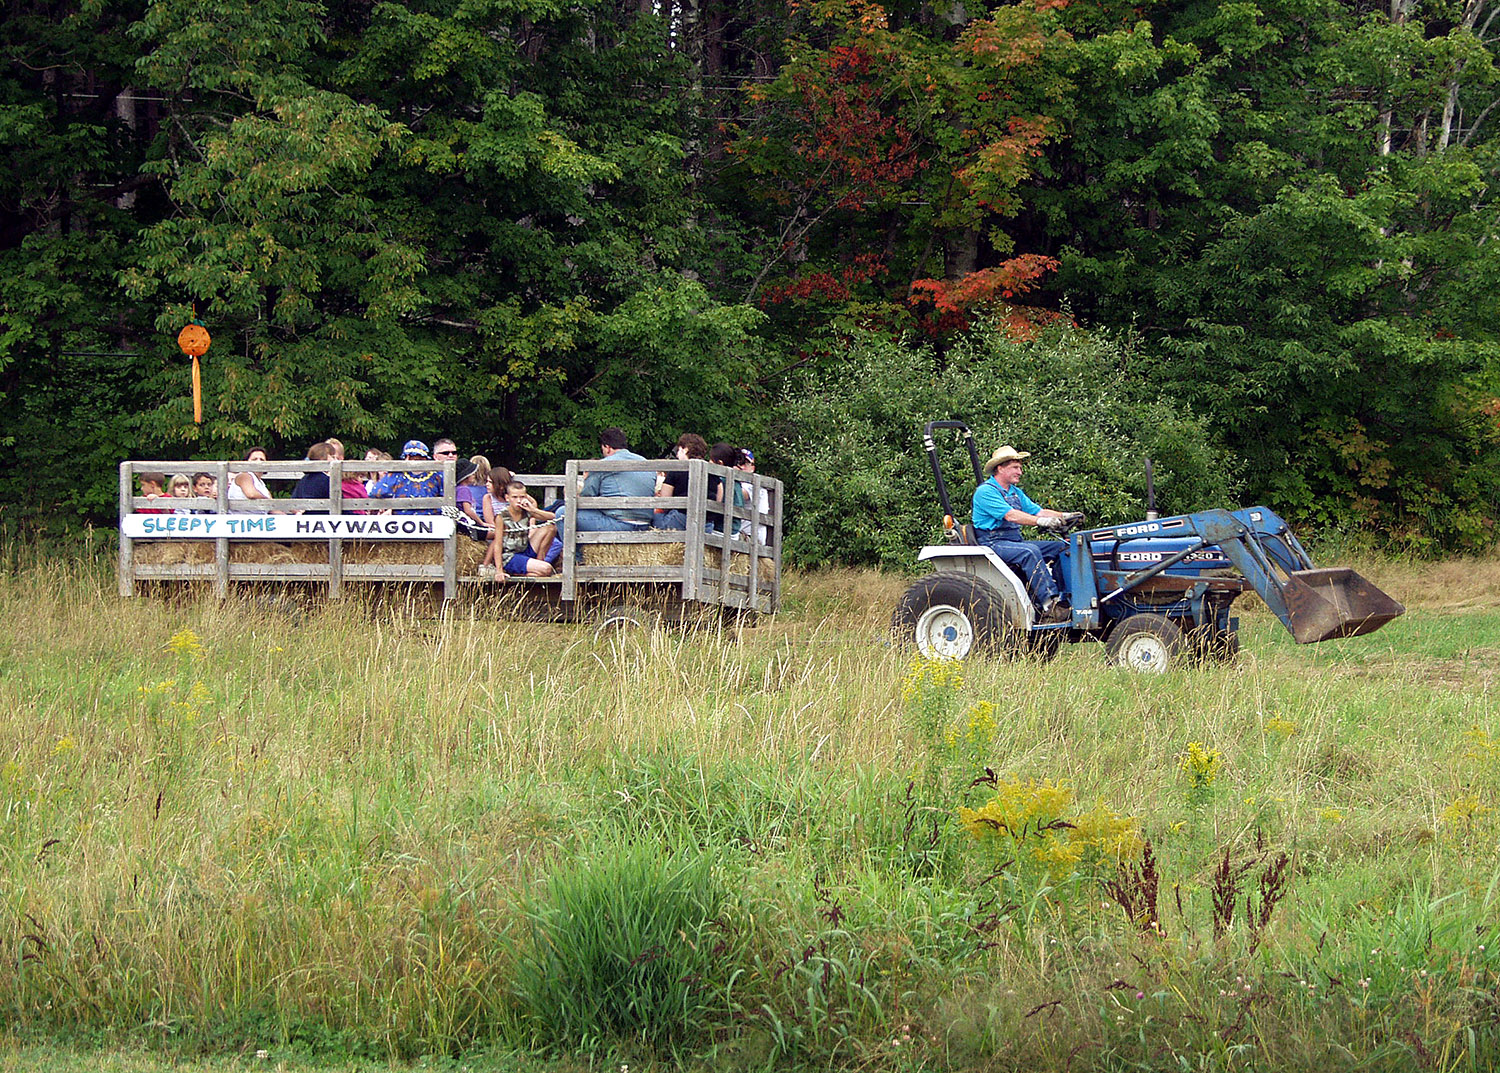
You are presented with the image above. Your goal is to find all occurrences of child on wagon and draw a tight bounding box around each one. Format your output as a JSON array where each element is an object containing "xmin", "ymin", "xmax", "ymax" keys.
[
  {"xmin": 136, "ymin": 472, "xmax": 169, "ymax": 513},
  {"xmin": 482, "ymin": 477, "xmax": 561, "ymax": 579}
]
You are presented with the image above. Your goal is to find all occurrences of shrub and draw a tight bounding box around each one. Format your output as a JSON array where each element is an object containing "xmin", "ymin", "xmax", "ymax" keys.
[{"xmin": 772, "ymin": 321, "xmax": 1237, "ymax": 567}]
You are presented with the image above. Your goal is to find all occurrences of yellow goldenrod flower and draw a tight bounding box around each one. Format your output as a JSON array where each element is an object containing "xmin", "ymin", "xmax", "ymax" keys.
[
  {"xmin": 51, "ymin": 736, "xmax": 76, "ymax": 756},
  {"xmin": 165, "ymin": 628, "xmax": 205, "ymax": 657},
  {"xmin": 1440, "ymin": 793, "xmax": 1494, "ymax": 829},
  {"xmin": 1264, "ymin": 716, "xmax": 1300, "ymax": 738},
  {"xmin": 959, "ymin": 776, "xmax": 1142, "ymax": 880},
  {"xmin": 1179, "ymin": 741, "xmax": 1223, "ymax": 790},
  {"xmin": 900, "ymin": 653, "xmax": 964, "ymax": 705},
  {"xmin": 1462, "ymin": 726, "xmax": 1500, "ymax": 762}
]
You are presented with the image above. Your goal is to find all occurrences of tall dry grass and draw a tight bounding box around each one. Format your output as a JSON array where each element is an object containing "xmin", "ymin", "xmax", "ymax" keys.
[{"xmin": 2, "ymin": 545, "xmax": 1499, "ymax": 1068}]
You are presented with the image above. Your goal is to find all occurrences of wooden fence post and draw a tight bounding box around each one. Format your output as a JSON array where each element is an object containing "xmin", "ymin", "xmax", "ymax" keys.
[
  {"xmin": 330, "ymin": 459, "xmax": 344, "ymax": 599},
  {"xmin": 118, "ymin": 462, "xmax": 134, "ymax": 597},
  {"xmin": 683, "ymin": 459, "xmax": 706, "ymax": 604},
  {"xmin": 442, "ymin": 459, "xmax": 456, "ymax": 602},
  {"xmin": 561, "ymin": 460, "xmax": 578, "ymax": 604},
  {"xmin": 214, "ymin": 461, "xmax": 230, "ymax": 599}
]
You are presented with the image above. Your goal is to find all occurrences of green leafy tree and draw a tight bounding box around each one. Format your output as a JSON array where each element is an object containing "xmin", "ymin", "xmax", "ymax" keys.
[
  {"xmin": 1024, "ymin": 0, "xmax": 1500, "ymax": 547},
  {"xmin": 0, "ymin": 1, "xmax": 168, "ymax": 524}
]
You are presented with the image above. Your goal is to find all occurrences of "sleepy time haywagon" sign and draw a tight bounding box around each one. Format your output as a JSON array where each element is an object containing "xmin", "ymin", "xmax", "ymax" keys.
[{"xmin": 121, "ymin": 514, "xmax": 456, "ymax": 540}]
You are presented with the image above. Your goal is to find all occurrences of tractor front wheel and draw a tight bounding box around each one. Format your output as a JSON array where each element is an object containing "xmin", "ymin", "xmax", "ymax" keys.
[
  {"xmin": 1187, "ymin": 624, "xmax": 1240, "ymax": 664},
  {"xmin": 891, "ymin": 572, "xmax": 1022, "ymax": 661},
  {"xmin": 1106, "ymin": 614, "xmax": 1185, "ymax": 674}
]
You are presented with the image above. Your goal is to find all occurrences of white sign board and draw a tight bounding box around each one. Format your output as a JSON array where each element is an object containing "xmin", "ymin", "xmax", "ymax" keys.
[{"xmin": 122, "ymin": 513, "xmax": 455, "ymax": 540}]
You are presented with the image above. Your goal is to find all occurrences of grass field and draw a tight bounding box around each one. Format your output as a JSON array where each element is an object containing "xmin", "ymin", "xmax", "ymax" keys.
[{"xmin": 2, "ymin": 547, "xmax": 1499, "ymax": 1071}]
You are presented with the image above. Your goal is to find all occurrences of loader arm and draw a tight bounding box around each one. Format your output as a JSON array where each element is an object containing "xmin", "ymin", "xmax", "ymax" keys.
[
  {"xmin": 1187, "ymin": 508, "xmax": 1404, "ymax": 644},
  {"xmin": 1087, "ymin": 507, "xmax": 1403, "ymax": 644}
]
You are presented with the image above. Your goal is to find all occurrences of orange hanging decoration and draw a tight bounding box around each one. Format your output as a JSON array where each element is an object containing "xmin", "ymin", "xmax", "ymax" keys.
[{"xmin": 177, "ymin": 321, "xmax": 211, "ymax": 424}]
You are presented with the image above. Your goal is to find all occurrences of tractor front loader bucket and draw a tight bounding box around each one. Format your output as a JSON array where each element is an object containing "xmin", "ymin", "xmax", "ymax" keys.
[{"xmin": 1281, "ymin": 568, "xmax": 1405, "ymax": 644}]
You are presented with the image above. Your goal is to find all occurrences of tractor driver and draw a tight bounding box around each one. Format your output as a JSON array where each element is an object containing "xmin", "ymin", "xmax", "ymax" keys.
[{"xmin": 971, "ymin": 445, "xmax": 1082, "ymax": 623}]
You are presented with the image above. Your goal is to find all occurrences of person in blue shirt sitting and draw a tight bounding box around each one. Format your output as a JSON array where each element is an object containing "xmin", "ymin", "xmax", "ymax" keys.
[
  {"xmin": 971, "ymin": 445, "xmax": 1083, "ymax": 623},
  {"xmin": 553, "ymin": 428, "xmax": 657, "ymax": 547},
  {"xmin": 370, "ymin": 440, "xmax": 444, "ymax": 515}
]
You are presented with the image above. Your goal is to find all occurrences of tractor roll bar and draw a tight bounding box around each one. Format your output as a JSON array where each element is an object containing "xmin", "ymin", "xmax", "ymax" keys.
[{"xmin": 923, "ymin": 421, "xmax": 983, "ymax": 524}]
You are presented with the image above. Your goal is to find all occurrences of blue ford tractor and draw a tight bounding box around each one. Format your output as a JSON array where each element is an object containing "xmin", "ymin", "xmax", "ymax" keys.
[{"xmin": 891, "ymin": 422, "xmax": 1405, "ymax": 671}]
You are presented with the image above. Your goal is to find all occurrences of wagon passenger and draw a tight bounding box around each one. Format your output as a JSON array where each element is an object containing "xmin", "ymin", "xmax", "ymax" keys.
[
  {"xmin": 363, "ymin": 449, "xmax": 392, "ymax": 497},
  {"xmin": 228, "ymin": 448, "xmax": 278, "ymax": 512},
  {"xmin": 168, "ymin": 474, "xmax": 194, "ymax": 514},
  {"xmin": 291, "ymin": 441, "xmax": 336, "ymax": 512},
  {"xmin": 433, "ymin": 439, "xmax": 461, "ymax": 495},
  {"xmin": 552, "ymin": 428, "xmax": 655, "ymax": 543},
  {"xmin": 457, "ymin": 456, "xmax": 490, "ymax": 524},
  {"xmin": 136, "ymin": 472, "xmax": 169, "ymax": 513},
  {"xmin": 488, "ymin": 480, "xmax": 560, "ymax": 579},
  {"xmin": 735, "ymin": 447, "xmax": 771, "ymax": 544},
  {"xmin": 478, "ymin": 467, "xmax": 513, "ymax": 573},
  {"xmin": 190, "ymin": 473, "xmax": 218, "ymax": 514},
  {"xmin": 971, "ymin": 445, "xmax": 1081, "ymax": 623},
  {"xmin": 653, "ymin": 432, "xmax": 707, "ymax": 530},
  {"xmin": 369, "ymin": 440, "xmax": 443, "ymax": 515},
  {"xmin": 705, "ymin": 443, "xmax": 746, "ymax": 534}
]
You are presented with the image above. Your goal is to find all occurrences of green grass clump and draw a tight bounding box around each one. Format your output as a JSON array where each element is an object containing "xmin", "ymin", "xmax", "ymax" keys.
[{"xmin": 509, "ymin": 844, "xmax": 730, "ymax": 1051}]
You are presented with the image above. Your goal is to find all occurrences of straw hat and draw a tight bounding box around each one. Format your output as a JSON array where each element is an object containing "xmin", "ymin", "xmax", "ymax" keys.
[{"xmin": 983, "ymin": 444, "xmax": 1031, "ymax": 476}]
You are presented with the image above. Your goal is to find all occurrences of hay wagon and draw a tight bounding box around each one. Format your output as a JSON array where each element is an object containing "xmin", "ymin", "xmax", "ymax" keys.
[{"xmin": 117, "ymin": 457, "xmax": 782, "ymax": 625}]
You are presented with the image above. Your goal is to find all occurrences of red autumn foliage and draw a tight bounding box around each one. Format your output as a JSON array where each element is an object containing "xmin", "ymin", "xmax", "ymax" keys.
[
  {"xmin": 909, "ymin": 254, "xmax": 1065, "ymax": 337},
  {"xmin": 760, "ymin": 254, "xmax": 885, "ymax": 306},
  {"xmin": 786, "ymin": 44, "xmax": 923, "ymax": 211}
]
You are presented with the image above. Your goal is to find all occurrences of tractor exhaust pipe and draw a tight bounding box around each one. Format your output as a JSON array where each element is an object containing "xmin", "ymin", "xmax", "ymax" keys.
[{"xmin": 1144, "ymin": 458, "xmax": 1158, "ymax": 520}]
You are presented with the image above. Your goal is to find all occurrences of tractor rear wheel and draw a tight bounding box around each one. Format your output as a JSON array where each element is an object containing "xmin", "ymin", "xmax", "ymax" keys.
[
  {"xmin": 1106, "ymin": 614, "xmax": 1185, "ymax": 674},
  {"xmin": 891, "ymin": 572, "xmax": 1023, "ymax": 660}
]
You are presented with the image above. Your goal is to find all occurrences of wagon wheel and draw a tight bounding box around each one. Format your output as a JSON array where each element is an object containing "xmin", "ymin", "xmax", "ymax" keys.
[{"xmin": 593, "ymin": 603, "xmax": 662, "ymax": 639}]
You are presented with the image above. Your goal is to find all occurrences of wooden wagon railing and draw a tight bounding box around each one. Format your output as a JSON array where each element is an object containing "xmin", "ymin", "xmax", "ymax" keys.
[{"xmin": 117, "ymin": 458, "xmax": 782, "ymax": 616}]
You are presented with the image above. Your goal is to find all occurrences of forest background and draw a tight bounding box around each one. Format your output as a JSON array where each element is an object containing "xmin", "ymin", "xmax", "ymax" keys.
[{"xmin": 2, "ymin": 0, "xmax": 1498, "ymax": 566}]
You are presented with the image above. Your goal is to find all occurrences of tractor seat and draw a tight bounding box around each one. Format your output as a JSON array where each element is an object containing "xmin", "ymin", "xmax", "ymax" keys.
[
  {"xmin": 943, "ymin": 515, "xmax": 979, "ymax": 546},
  {"xmin": 946, "ymin": 521, "xmax": 977, "ymax": 545}
]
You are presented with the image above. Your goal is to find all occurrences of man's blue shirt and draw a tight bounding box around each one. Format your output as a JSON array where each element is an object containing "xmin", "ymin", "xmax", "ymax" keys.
[
  {"xmin": 581, "ymin": 449, "xmax": 656, "ymax": 522},
  {"xmin": 972, "ymin": 478, "xmax": 1042, "ymax": 530},
  {"xmin": 371, "ymin": 470, "xmax": 444, "ymax": 514}
]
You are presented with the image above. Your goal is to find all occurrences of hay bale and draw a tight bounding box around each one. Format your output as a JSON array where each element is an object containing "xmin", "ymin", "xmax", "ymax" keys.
[
  {"xmin": 344, "ymin": 541, "xmax": 443, "ymax": 564},
  {"xmin": 457, "ymin": 538, "xmax": 488, "ymax": 573},
  {"xmin": 133, "ymin": 541, "xmax": 186, "ymax": 565},
  {"xmin": 133, "ymin": 541, "xmax": 215, "ymax": 565},
  {"xmin": 585, "ymin": 543, "xmax": 682, "ymax": 567},
  {"xmin": 580, "ymin": 538, "xmax": 776, "ymax": 582},
  {"xmin": 706, "ymin": 545, "xmax": 777, "ymax": 583},
  {"xmin": 230, "ymin": 542, "xmax": 310, "ymax": 564}
]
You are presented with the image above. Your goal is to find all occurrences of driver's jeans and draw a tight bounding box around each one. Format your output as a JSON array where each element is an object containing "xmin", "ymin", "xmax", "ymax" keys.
[{"xmin": 973, "ymin": 531, "xmax": 1066, "ymax": 606}]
